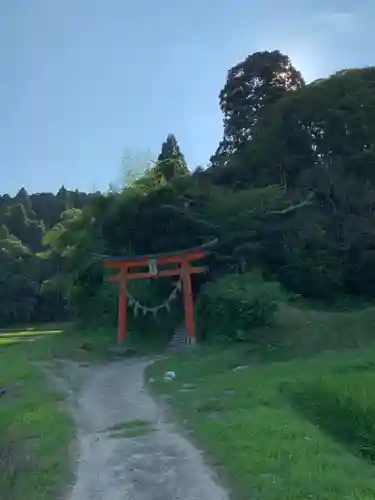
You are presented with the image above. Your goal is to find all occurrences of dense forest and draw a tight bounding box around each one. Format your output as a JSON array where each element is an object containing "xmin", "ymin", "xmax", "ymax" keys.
[{"xmin": 2, "ymin": 50, "xmax": 375, "ymax": 333}]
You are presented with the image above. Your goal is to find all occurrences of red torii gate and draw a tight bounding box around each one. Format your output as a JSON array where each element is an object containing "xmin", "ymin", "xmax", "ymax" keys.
[{"xmin": 98, "ymin": 240, "xmax": 216, "ymax": 345}]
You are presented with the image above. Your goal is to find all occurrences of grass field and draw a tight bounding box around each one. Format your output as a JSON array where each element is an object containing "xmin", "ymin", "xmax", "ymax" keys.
[
  {"xmin": 0, "ymin": 326, "xmax": 75, "ymax": 500},
  {"xmin": 0, "ymin": 316, "xmax": 173, "ymax": 496},
  {"xmin": 147, "ymin": 302, "xmax": 375, "ymax": 500},
  {"xmin": 0, "ymin": 323, "xmax": 114, "ymax": 360},
  {"xmin": 0, "ymin": 321, "xmax": 168, "ymax": 500},
  {"xmin": 3, "ymin": 300, "xmax": 375, "ymax": 500}
]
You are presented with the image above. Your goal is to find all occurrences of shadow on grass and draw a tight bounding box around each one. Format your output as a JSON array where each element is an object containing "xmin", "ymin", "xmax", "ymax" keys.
[{"xmin": 285, "ymin": 379, "xmax": 375, "ymax": 464}]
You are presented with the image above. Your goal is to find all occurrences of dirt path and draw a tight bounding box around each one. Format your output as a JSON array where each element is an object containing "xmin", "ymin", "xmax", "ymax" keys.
[{"xmin": 55, "ymin": 358, "xmax": 229, "ymax": 500}]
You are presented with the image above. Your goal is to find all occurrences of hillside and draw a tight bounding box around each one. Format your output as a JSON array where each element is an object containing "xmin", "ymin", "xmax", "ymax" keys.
[{"xmin": 0, "ymin": 187, "xmax": 99, "ymax": 325}]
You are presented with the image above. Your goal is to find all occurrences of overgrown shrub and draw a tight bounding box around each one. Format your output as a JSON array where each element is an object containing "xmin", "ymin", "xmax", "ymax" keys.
[{"xmin": 196, "ymin": 272, "xmax": 283, "ymax": 342}]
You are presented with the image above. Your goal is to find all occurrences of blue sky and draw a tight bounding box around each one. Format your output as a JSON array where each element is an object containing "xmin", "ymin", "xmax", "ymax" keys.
[{"xmin": 1, "ymin": 0, "xmax": 374, "ymax": 195}]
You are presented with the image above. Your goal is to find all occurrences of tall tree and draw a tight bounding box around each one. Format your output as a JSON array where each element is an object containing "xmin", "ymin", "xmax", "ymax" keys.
[
  {"xmin": 211, "ymin": 50, "xmax": 305, "ymax": 167},
  {"xmin": 3, "ymin": 203, "xmax": 45, "ymax": 251},
  {"xmin": 0, "ymin": 223, "xmax": 9, "ymax": 239},
  {"xmin": 248, "ymin": 66, "xmax": 375, "ymax": 188},
  {"xmin": 155, "ymin": 134, "xmax": 189, "ymax": 181},
  {"xmin": 14, "ymin": 187, "xmax": 35, "ymax": 220}
]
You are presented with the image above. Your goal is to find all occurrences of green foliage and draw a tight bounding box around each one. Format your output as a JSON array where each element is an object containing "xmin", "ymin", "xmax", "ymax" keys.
[
  {"xmin": 196, "ymin": 273, "xmax": 282, "ymax": 341},
  {"xmin": 266, "ymin": 208, "xmax": 345, "ymax": 298},
  {"xmin": 39, "ymin": 204, "xmax": 108, "ymax": 322},
  {"xmin": 3, "ymin": 203, "xmax": 44, "ymax": 251},
  {"xmin": 0, "ymin": 187, "xmax": 95, "ymax": 326},
  {"xmin": 211, "ymin": 50, "xmax": 305, "ymax": 167},
  {"xmin": 13, "ymin": 187, "xmax": 34, "ymax": 219},
  {"xmin": 244, "ymin": 66, "xmax": 375, "ymax": 188},
  {"xmin": 3, "ymin": 53, "xmax": 375, "ymax": 332},
  {"xmin": 155, "ymin": 133, "xmax": 189, "ymax": 181},
  {"xmin": 218, "ymin": 67, "xmax": 375, "ymax": 297}
]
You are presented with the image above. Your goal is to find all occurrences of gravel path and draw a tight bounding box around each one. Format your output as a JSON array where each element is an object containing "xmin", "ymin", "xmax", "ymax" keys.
[{"xmin": 56, "ymin": 358, "xmax": 229, "ymax": 500}]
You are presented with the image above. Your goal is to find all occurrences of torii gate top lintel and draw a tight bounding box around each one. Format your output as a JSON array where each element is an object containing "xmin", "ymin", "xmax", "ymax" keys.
[
  {"xmin": 96, "ymin": 239, "xmax": 217, "ymax": 345},
  {"xmin": 99, "ymin": 239, "xmax": 216, "ymax": 268}
]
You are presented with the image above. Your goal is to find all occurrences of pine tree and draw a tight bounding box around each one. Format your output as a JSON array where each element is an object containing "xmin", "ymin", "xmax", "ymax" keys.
[{"xmin": 155, "ymin": 134, "xmax": 189, "ymax": 181}]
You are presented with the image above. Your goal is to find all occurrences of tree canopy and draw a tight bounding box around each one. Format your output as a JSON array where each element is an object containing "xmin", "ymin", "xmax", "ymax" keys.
[
  {"xmin": 2, "ymin": 52, "xmax": 375, "ymax": 327},
  {"xmin": 155, "ymin": 134, "xmax": 189, "ymax": 181},
  {"xmin": 211, "ymin": 50, "xmax": 305, "ymax": 167}
]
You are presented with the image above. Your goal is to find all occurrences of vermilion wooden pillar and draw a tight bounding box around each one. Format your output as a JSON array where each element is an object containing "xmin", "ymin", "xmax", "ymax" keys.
[
  {"xmin": 117, "ymin": 272, "xmax": 127, "ymax": 343},
  {"xmin": 181, "ymin": 260, "xmax": 196, "ymax": 344}
]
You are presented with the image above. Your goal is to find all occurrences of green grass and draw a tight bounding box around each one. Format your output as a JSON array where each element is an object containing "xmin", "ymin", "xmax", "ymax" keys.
[
  {"xmin": 243, "ymin": 302, "xmax": 375, "ymax": 360},
  {"xmin": 147, "ymin": 302, "xmax": 375, "ymax": 500},
  {"xmin": 0, "ymin": 332, "xmax": 74, "ymax": 500},
  {"xmin": 0, "ymin": 320, "xmax": 169, "ymax": 499},
  {"xmin": 107, "ymin": 419, "xmax": 153, "ymax": 432},
  {"xmin": 108, "ymin": 420, "xmax": 154, "ymax": 439},
  {"xmin": 107, "ymin": 419, "xmax": 154, "ymax": 439},
  {"xmin": 0, "ymin": 322, "xmax": 121, "ymax": 500},
  {"xmin": 3, "ymin": 301, "xmax": 375, "ymax": 499},
  {"xmin": 0, "ymin": 323, "xmax": 117, "ymax": 363},
  {"xmin": 287, "ymin": 371, "xmax": 375, "ymax": 464},
  {"xmin": 1, "ymin": 323, "xmax": 169, "ymax": 362}
]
